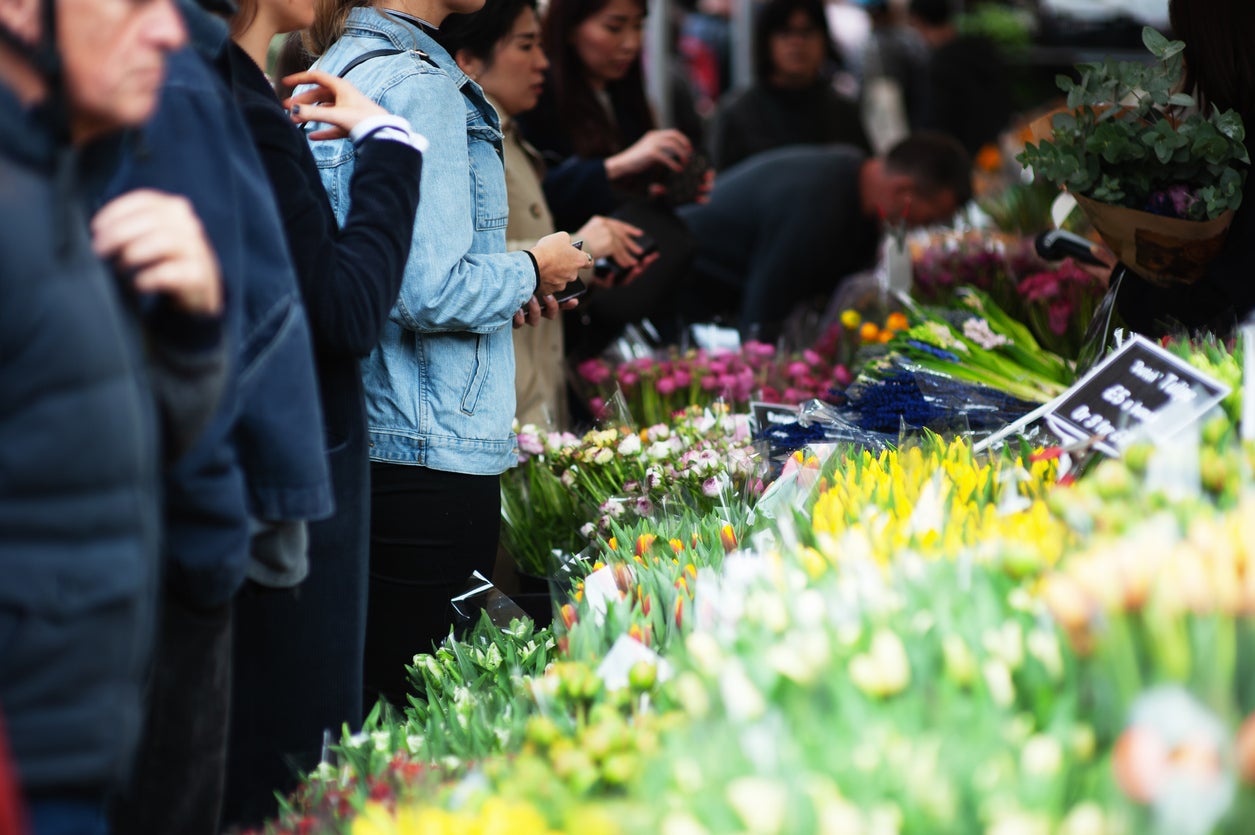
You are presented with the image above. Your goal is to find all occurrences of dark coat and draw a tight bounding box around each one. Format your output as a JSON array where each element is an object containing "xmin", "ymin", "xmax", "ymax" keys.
[
  {"xmin": 221, "ymin": 42, "xmax": 422, "ymax": 824},
  {"xmin": 711, "ymin": 80, "xmax": 871, "ymax": 171},
  {"xmin": 0, "ymin": 88, "xmax": 160, "ymax": 794},
  {"xmin": 97, "ymin": 13, "xmax": 333, "ymax": 607}
]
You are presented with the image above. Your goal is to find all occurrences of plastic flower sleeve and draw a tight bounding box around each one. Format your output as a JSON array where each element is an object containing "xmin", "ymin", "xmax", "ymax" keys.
[{"xmin": 450, "ymin": 571, "xmax": 531, "ymax": 633}]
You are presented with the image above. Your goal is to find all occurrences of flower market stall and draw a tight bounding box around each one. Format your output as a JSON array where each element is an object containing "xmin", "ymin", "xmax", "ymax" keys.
[{"xmin": 240, "ymin": 27, "xmax": 1255, "ymax": 835}]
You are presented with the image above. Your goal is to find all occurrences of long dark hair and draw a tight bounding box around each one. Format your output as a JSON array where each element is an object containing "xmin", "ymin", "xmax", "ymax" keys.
[
  {"xmin": 541, "ymin": 0, "xmax": 654, "ymax": 158},
  {"xmin": 752, "ymin": 0, "xmax": 841, "ymax": 84},
  {"xmin": 1169, "ymin": 0, "xmax": 1255, "ymax": 131},
  {"xmin": 437, "ymin": 0, "xmax": 536, "ymax": 67}
]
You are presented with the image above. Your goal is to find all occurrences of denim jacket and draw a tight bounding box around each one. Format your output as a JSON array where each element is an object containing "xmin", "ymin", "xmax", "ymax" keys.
[{"xmin": 309, "ymin": 9, "xmax": 534, "ymax": 475}]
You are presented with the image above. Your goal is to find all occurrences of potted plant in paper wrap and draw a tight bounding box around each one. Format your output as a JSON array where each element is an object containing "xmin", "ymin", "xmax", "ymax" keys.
[{"xmin": 1018, "ymin": 27, "xmax": 1249, "ymax": 286}]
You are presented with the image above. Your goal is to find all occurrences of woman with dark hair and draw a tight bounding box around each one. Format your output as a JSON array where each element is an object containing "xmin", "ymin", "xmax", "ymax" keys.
[
  {"xmin": 709, "ymin": 0, "xmax": 869, "ymax": 171},
  {"xmin": 520, "ymin": 0, "xmax": 695, "ymax": 232},
  {"xmin": 1114, "ymin": 0, "xmax": 1255, "ymax": 336},
  {"xmin": 438, "ymin": 0, "xmax": 652, "ymax": 428},
  {"xmin": 518, "ymin": 0, "xmax": 710, "ymax": 356},
  {"xmin": 219, "ymin": 0, "xmax": 426, "ymax": 825}
]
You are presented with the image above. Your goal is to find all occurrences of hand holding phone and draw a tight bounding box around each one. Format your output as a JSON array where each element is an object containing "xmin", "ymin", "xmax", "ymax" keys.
[
  {"xmin": 554, "ymin": 239, "xmax": 590, "ymax": 302},
  {"xmin": 594, "ymin": 231, "xmax": 658, "ymax": 284}
]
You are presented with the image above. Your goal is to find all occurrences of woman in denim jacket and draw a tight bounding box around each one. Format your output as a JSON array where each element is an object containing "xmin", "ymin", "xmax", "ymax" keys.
[{"xmin": 306, "ymin": 1, "xmax": 588, "ymax": 706}]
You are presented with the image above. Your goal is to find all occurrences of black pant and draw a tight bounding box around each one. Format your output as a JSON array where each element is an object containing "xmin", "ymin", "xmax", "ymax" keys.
[
  {"xmin": 222, "ymin": 438, "xmax": 371, "ymax": 829},
  {"xmin": 112, "ymin": 595, "xmax": 231, "ymax": 835},
  {"xmin": 364, "ymin": 464, "xmax": 501, "ymax": 708}
]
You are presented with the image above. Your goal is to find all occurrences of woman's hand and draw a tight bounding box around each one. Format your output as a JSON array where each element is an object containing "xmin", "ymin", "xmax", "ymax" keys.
[
  {"xmin": 605, "ymin": 129, "xmax": 692, "ymax": 180},
  {"xmin": 575, "ymin": 215, "xmax": 644, "ymax": 269},
  {"xmin": 282, "ymin": 69, "xmax": 390, "ymax": 140},
  {"xmin": 513, "ymin": 293, "xmax": 578, "ymax": 328},
  {"xmin": 92, "ymin": 190, "xmax": 222, "ymax": 316},
  {"xmin": 529, "ymin": 231, "xmax": 592, "ymax": 297},
  {"xmin": 1079, "ymin": 241, "xmax": 1118, "ymax": 287}
]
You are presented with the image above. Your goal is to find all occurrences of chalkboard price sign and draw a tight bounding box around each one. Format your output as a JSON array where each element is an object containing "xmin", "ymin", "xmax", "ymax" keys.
[{"xmin": 1043, "ymin": 334, "xmax": 1230, "ymax": 456}]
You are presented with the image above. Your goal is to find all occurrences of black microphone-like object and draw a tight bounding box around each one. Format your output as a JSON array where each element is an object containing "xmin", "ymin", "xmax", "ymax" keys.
[{"xmin": 1034, "ymin": 228, "xmax": 1106, "ymax": 266}]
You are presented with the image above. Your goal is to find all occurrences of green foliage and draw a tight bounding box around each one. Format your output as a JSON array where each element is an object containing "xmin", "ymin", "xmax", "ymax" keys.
[{"xmin": 1018, "ymin": 27, "xmax": 1249, "ymax": 220}]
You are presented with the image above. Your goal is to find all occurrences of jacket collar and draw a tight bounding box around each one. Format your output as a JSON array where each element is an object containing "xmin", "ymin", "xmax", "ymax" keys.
[{"xmin": 344, "ymin": 7, "xmax": 473, "ymax": 91}]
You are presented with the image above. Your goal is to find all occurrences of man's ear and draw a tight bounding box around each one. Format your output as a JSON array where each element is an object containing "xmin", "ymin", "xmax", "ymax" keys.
[{"xmin": 454, "ymin": 48, "xmax": 484, "ymax": 80}]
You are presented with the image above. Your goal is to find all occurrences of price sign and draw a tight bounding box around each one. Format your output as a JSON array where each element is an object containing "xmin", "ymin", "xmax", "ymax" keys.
[
  {"xmin": 1042, "ymin": 334, "xmax": 1229, "ymax": 456},
  {"xmin": 750, "ymin": 401, "xmax": 800, "ymax": 435}
]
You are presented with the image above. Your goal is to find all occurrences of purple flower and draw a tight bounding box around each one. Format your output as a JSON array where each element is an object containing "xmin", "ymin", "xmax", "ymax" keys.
[
  {"xmin": 802, "ymin": 349, "xmax": 821, "ymax": 366},
  {"xmin": 674, "ymin": 369, "xmax": 692, "ymax": 387},
  {"xmin": 618, "ymin": 370, "xmax": 639, "ymax": 387},
  {"xmin": 657, "ymin": 376, "xmax": 678, "ymax": 395},
  {"xmin": 700, "ymin": 375, "xmax": 719, "ymax": 391}
]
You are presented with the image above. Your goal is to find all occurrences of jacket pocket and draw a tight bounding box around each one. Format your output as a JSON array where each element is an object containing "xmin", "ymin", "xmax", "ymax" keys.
[
  {"xmin": 459, "ymin": 334, "xmax": 490, "ymax": 415},
  {"xmin": 467, "ymin": 126, "xmax": 508, "ymax": 232}
]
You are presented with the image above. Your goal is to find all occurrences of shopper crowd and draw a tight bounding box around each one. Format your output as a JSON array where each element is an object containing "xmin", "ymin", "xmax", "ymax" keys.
[{"xmin": 0, "ymin": 0, "xmax": 980, "ymax": 832}]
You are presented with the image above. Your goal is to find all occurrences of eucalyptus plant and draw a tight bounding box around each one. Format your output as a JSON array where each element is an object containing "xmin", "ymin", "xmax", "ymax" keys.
[{"xmin": 1019, "ymin": 27, "xmax": 1249, "ymax": 221}]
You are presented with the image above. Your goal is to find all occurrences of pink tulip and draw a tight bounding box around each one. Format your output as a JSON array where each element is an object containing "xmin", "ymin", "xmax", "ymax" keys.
[{"xmin": 578, "ymin": 358, "xmax": 610, "ymax": 385}]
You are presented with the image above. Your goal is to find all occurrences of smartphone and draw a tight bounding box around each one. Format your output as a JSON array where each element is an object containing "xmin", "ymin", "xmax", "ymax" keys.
[
  {"xmin": 594, "ymin": 232, "xmax": 658, "ymax": 284},
  {"xmin": 554, "ymin": 277, "xmax": 589, "ymax": 303}
]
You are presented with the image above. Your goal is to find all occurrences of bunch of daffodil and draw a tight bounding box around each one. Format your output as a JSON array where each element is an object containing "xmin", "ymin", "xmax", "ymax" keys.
[{"xmin": 806, "ymin": 435, "xmax": 1069, "ymax": 575}]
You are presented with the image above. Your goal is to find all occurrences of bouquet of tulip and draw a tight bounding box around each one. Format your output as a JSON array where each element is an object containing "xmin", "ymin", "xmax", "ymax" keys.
[
  {"xmin": 573, "ymin": 314, "xmax": 911, "ymax": 426},
  {"xmin": 909, "ymin": 228, "xmax": 1042, "ymax": 315},
  {"xmin": 803, "ymin": 435, "xmax": 1069, "ymax": 576},
  {"xmin": 633, "ymin": 553, "xmax": 1113, "ymax": 835},
  {"xmin": 502, "ymin": 407, "xmax": 762, "ymax": 577},
  {"xmin": 1017, "ymin": 257, "xmax": 1107, "ymax": 359},
  {"xmin": 1040, "ymin": 493, "xmax": 1255, "ymax": 835}
]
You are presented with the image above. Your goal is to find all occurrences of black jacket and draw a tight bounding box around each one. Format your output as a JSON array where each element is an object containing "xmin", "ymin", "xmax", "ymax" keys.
[
  {"xmin": 224, "ymin": 42, "xmax": 421, "ymax": 455},
  {"xmin": 711, "ymin": 80, "xmax": 871, "ymax": 171}
]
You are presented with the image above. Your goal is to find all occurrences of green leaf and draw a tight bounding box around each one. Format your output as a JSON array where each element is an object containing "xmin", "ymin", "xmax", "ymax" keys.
[{"xmin": 1141, "ymin": 26, "xmax": 1170, "ymax": 57}]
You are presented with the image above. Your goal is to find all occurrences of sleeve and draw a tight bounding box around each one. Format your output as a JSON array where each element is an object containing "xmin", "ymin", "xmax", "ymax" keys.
[
  {"xmin": 540, "ymin": 156, "xmax": 618, "ymax": 233},
  {"xmin": 248, "ymin": 100, "xmax": 423, "ymax": 356},
  {"xmin": 380, "ymin": 72, "xmax": 535, "ymax": 334},
  {"xmin": 144, "ymin": 305, "xmax": 228, "ymax": 460},
  {"xmin": 518, "ymin": 88, "xmax": 618, "ymax": 231}
]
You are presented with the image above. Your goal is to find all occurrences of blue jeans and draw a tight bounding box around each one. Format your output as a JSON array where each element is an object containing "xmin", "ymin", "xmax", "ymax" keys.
[{"xmin": 28, "ymin": 799, "xmax": 109, "ymax": 835}]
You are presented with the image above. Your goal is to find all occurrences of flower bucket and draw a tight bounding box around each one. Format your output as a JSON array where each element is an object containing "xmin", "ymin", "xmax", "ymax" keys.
[{"xmin": 1072, "ymin": 193, "xmax": 1234, "ymax": 287}]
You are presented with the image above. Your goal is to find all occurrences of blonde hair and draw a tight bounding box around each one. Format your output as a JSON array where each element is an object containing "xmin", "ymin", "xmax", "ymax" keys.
[{"xmin": 305, "ymin": 0, "xmax": 373, "ymax": 56}]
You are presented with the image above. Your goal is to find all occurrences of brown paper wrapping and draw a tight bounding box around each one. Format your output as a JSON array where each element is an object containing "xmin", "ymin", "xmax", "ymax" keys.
[
  {"xmin": 1027, "ymin": 109, "xmax": 1067, "ymax": 145},
  {"xmin": 1073, "ymin": 193, "xmax": 1234, "ymax": 287}
]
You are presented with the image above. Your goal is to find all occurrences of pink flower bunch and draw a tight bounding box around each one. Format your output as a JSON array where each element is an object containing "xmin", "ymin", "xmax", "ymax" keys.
[
  {"xmin": 574, "ymin": 341, "xmax": 859, "ymax": 425},
  {"xmin": 1017, "ymin": 258, "xmax": 1106, "ymax": 359}
]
